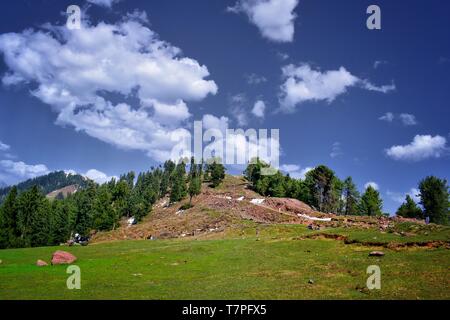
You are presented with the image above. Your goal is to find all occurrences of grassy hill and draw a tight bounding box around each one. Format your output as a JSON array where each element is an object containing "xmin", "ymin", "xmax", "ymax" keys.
[{"xmin": 0, "ymin": 175, "xmax": 449, "ymax": 300}]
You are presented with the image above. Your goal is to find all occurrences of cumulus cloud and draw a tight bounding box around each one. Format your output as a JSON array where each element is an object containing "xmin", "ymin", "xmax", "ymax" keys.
[
  {"xmin": 0, "ymin": 160, "xmax": 49, "ymax": 180},
  {"xmin": 251, "ymin": 100, "xmax": 266, "ymax": 118},
  {"xmin": 387, "ymin": 188, "xmax": 420, "ymax": 204},
  {"xmin": 280, "ymin": 164, "xmax": 313, "ymax": 179},
  {"xmin": 84, "ymin": 169, "xmax": 118, "ymax": 184},
  {"xmin": 0, "ymin": 140, "xmax": 10, "ymax": 151},
  {"xmin": 385, "ymin": 134, "xmax": 447, "ymax": 161},
  {"xmin": 228, "ymin": 0, "xmax": 299, "ymax": 42},
  {"xmin": 364, "ymin": 181, "xmax": 379, "ymax": 190},
  {"xmin": 86, "ymin": 0, "xmax": 119, "ymax": 8},
  {"xmin": 399, "ymin": 113, "xmax": 417, "ymax": 126},
  {"xmin": 0, "ymin": 14, "xmax": 217, "ymax": 162},
  {"xmin": 279, "ymin": 64, "xmax": 395, "ymax": 112},
  {"xmin": 379, "ymin": 112, "xmax": 394, "ymax": 122}
]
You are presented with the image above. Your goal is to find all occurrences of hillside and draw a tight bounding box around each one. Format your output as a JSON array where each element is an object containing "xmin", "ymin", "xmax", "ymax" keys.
[
  {"xmin": 0, "ymin": 171, "xmax": 88, "ymax": 203},
  {"xmin": 92, "ymin": 175, "xmax": 448, "ymax": 245},
  {"xmin": 46, "ymin": 184, "xmax": 80, "ymax": 200},
  {"xmin": 0, "ymin": 175, "xmax": 449, "ymax": 299}
]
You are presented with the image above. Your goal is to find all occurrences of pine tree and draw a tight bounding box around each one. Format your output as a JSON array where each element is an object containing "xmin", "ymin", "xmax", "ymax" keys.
[
  {"xmin": 207, "ymin": 160, "xmax": 226, "ymax": 188},
  {"xmin": 360, "ymin": 186, "xmax": 383, "ymax": 216},
  {"xmin": 188, "ymin": 162, "xmax": 202, "ymax": 206},
  {"xmin": 343, "ymin": 177, "xmax": 360, "ymax": 215},
  {"xmin": 73, "ymin": 182, "xmax": 96, "ymax": 236},
  {"xmin": 50, "ymin": 200, "xmax": 71, "ymax": 245},
  {"xmin": 396, "ymin": 195, "xmax": 422, "ymax": 219},
  {"xmin": 93, "ymin": 185, "xmax": 116, "ymax": 230},
  {"xmin": 170, "ymin": 161, "xmax": 187, "ymax": 203},
  {"xmin": 17, "ymin": 186, "xmax": 51, "ymax": 247},
  {"xmin": 268, "ymin": 171, "xmax": 286, "ymax": 197},
  {"xmin": 418, "ymin": 176, "xmax": 449, "ymax": 225},
  {"xmin": 305, "ymin": 165, "xmax": 336, "ymax": 213},
  {"xmin": 0, "ymin": 186, "xmax": 19, "ymax": 248}
]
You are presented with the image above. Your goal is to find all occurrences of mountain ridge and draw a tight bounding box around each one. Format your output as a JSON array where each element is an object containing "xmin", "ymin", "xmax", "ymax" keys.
[{"xmin": 0, "ymin": 171, "xmax": 89, "ymax": 203}]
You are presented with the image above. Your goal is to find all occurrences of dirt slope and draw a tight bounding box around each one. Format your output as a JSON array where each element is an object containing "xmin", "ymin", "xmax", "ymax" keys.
[{"xmin": 90, "ymin": 175, "xmax": 427, "ymax": 243}]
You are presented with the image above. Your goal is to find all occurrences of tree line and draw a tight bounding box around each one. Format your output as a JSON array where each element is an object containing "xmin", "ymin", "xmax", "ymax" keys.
[
  {"xmin": 244, "ymin": 158, "xmax": 449, "ymax": 225},
  {"xmin": 0, "ymin": 158, "xmax": 226, "ymax": 249}
]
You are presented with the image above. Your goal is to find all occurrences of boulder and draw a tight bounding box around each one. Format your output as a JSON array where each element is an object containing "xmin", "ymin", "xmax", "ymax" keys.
[
  {"xmin": 369, "ymin": 251, "xmax": 385, "ymax": 257},
  {"xmin": 51, "ymin": 250, "xmax": 77, "ymax": 265},
  {"xmin": 36, "ymin": 259, "xmax": 48, "ymax": 267}
]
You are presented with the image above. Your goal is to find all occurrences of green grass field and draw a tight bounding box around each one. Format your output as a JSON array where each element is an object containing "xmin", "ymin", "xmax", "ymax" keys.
[{"xmin": 1, "ymin": 224, "xmax": 449, "ymax": 300}]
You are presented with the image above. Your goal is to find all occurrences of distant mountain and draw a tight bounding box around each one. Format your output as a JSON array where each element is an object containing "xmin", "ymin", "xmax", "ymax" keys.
[
  {"xmin": 46, "ymin": 184, "xmax": 81, "ymax": 200},
  {"xmin": 0, "ymin": 181, "xmax": 7, "ymax": 188},
  {"xmin": 0, "ymin": 171, "xmax": 89, "ymax": 203}
]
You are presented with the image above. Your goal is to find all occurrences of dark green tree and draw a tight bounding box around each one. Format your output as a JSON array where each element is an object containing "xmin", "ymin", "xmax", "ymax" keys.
[
  {"xmin": 396, "ymin": 195, "xmax": 423, "ymax": 219},
  {"xmin": 188, "ymin": 161, "xmax": 202, "ymax": 206},
  {"xmin": 0, "ymin": 186, "xmax": 19, "ymax": 248},
  {"xmin": 418, "ymin": 176, "xmax": 449, "ymax": 225},
  {"xmin": 360, "ymin": 186, "xmax": 383, "ymax": 216},
  {"xmin": 170, "ymin": 161, "xmax": 187, "ymax": 203},
  {"xmin": 93, "ymin": 185, "xmax": 116, "ymax": 230},
  {"xmin": 17, "ymin": 186, "xmax": 51, "ymax": 247},
  {"xmin": 342, "ymin": 177, "xmax": 360, "ymax": 215},
  {"xmin": 207, "ymin": 159, "xmax": 226, "ymax": 188},
  {"xmin": 305, "ymin": 165, "xmax": 337, "ymax": 213},
  {"xmin": 73, "ymin": 182, "xmax": 96, "ymax": 236}
]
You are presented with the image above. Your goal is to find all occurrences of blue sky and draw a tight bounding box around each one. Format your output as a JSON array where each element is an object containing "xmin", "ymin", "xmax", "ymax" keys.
[{"xmin": 0, "ymin": 0, "xmax": 449, "ymax": 214}]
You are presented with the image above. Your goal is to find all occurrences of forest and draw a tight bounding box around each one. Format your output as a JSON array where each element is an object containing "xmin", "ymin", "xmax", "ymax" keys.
[{"xmin": 0, "ymin": 157, "xmax": 448, "ymax": 249}]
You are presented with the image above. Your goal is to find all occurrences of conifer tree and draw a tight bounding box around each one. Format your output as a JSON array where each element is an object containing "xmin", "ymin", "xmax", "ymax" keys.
[
  {"xmin": 419, "ymin": 176, "xmax": 449, "ymax": 225},
  {"xmin": 0, "ymin": 186, "xmax": 19, "ymax": 248},
  {"xmin": 360, "ymin": 185, "xmax": 383, "ymax": 216},
  {"xmin": 343, "ymin": 177, "xmax": 360, "ymax": 215},
  {"xmin": 396, "ymin": 195, "xmax": 423, "ymax": 219}
]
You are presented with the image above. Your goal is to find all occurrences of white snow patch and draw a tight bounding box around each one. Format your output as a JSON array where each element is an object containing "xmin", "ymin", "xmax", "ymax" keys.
[
  {"xmin": 250, "ymin": 198, "xmax": 265, "ymax": 205},
  {"xmin": 297, "ymin": 214, "xmax": 331, "ymax": 222}
]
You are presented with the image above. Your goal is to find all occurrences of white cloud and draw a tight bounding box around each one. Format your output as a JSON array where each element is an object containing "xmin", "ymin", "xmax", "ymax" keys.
[
  {"xmin": 280, "ymin": 164, "xmax": 312, "ymax": 179},
  {"xmin": 228, "ymin": 0, "xmax": 299, "ymax": 42},
  {"xmin": 245, "ymin": 73, "xmax": 267, "ymax": 85},
  {"xmin": 0, "ymin": 160, "xmax": 49, "ymax": 180},
  {"xmin": 84, "ymin": 169, "xmax": 118, "ymax": 184},
  {"xmin": 86, "ymin": 0, "xmax": 119, "ymax": 8},
  {"xmin": 361, "ymin": 80, "xmax": 396, "ymax": 93},
  {"xmin": 279, "ymin": 64, "xmax": 394, "ymax": 112},
  {"xmin": 280, "ymin": 164, "xmax": 300, "ymax": 172},
  {"xmin": 0, "ymin": 14, "xmax": 217, "ymax": 162},
  {"xmin": 379, "ymin": 112, "xmax": 394, "ymax": 122},
  {"xmin": 251, "ymin": 100, "xmax": 266, "ymax": 118},
  {"xmin": 399, "ymin": 113, "xmax": 417, "ymax": 126},
  {"xmin": 202, "ymin": 114, "xmax": 230, "ymax": 134},
  {"xmin": 386, "ymin": 134, "xmax": 447, "ymax": 161},
  {"xmin": 387, "ymin": 188, "xmax": 420, "ymax": 204},
  {"xmin": 330, "ymin": 142, "xmax": 343, "ymax": 158},
  {"xmin": 276, "ymin": 51, "xmax": 289, "ymax": 61},
  {"xmin": 229, "ymin": 93, "xmax": 249, "ymax": 126},
  {"xmin": 364, "ymin": 181, "xmax": 379, "ymax": 191},
  {"xmin": 0, "ymin": 140, "xmax": 10, "ymax": 151},
  {"xmin": 373, "ymin": 60, "xmax": 387, "ymax": 69},
  {"xmin": 379, "ymin": 112, "xmax": 418, "ymax": 126}
]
